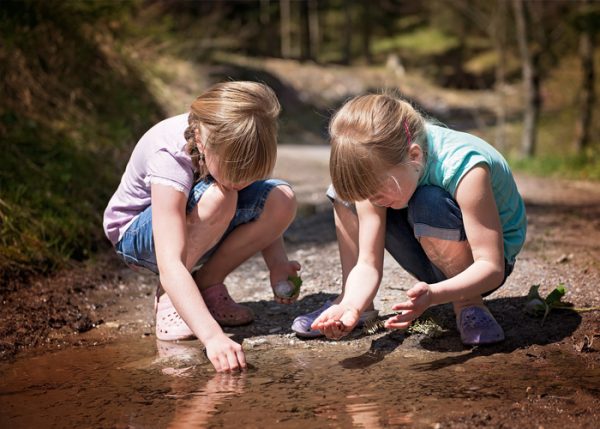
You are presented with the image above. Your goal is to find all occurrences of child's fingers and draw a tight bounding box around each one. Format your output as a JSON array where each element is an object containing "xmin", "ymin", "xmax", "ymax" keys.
[
  {"xmin": 226, "ymin": 352, "xmax": 242, "ymax": 372},
  {"xmin": 311, "ymin": 308, "xmax": 340, "ymax": 329},
  {"xmin": 275, "ymin": 295, "xmax": 296, "ymax": 305},
  {"xmin": 311, "ymin": 314, "xmax": 327, "ymax": 329},
  {"xmin": 406, "ymin": 282, "xmax": 428, "ymax": 298},
  {"xmin": 392, "ymin": 301, "xmax": 417, "ymax": 311},
  {"xmin": 323, "ymin": 320, "xmax": 345, "ymax": 339},
  {"xmin": 312, "ymin": 316, "xmax": 335, "ymax": 331},
  {"xmin": 289, "ymin": 260, "xmax": 302, "ymax": 271},
  {"xmin": 236, "ymin": 349, "xmax": 247, "ymax": 370},
  {"xmin": 209, "ymin": 355, "xmax": 222, "ymax": 373},
  {"xmin": 384, "ymin": 318, "xmax": 412, "ymax": 330},
  {"xmin": 387, "ymin": 310, "xmax": 417, "ymax": 324}
]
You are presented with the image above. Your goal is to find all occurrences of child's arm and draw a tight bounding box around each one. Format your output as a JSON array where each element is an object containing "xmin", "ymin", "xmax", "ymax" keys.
[
  {"xmin": 151, "ymin": 184, "xmax": 246, "ymax": 372},
  {"xmin": 386, "ymin": 165, "xmax": 505, "ymax": 328},
  {"xmin": 312, "ymin": 200, "xmax": 386, "ymax": 339}
]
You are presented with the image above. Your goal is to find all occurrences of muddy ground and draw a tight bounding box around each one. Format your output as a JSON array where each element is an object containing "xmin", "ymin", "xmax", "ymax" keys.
[{"xmin": 1, "ymin": 144, "xmax": 599, "ymax": 427}]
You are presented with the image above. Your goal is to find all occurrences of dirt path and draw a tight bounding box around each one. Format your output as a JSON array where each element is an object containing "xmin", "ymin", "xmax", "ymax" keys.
[{"xmin": 1, "ymin": 146, "xmax": 599, "ymax": 428}]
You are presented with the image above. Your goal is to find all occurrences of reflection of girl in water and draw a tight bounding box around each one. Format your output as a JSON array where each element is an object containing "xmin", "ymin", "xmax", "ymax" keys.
[{"xmin": 156, "ymin": 340, "xmax": 247, "ymax": 428}]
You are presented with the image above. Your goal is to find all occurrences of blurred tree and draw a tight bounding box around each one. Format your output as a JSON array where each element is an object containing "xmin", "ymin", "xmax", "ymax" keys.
[
  {"xmin": 299, "ymin": 0, "xmax": 320, "ymax": 61},
  {"xmin": 343, "ymin": 0, "xmax": 354, "ymax": 65},
  {"xmin": 438, "ymin": 0, "xmax": 511, "ymax": 149},
  {"xmin": 360, "ymin": 0, "xmax": 372, "ymax": 64},
  {"xmin": 513, "ymin": 0, "xmax": 539, "ymax": 158},
  {"xmin": 571, "ymin": 1, "xmax": 600, "ymax": 153},
  {"xmin": 260, "ymin": 0, "xmax": 276, "ymax": 56},
  {"xmin": 308, "ymin": 0, "xmax": 320, "ymax": 61},
  {"xmin": 280, "ymin": 0, "xmax": 291, "ymax": 58}
]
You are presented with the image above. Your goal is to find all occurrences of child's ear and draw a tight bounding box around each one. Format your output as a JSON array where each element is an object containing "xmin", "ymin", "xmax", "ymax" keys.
[{"xmin": 408, "ymin": 143, "xmax": 423, "ymax": 162}]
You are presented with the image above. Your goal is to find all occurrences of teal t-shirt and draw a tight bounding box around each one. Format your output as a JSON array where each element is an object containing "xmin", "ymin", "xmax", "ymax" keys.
[{"xmin": 419, "ymin": 124, "xmax": 527, "ymax": 263}]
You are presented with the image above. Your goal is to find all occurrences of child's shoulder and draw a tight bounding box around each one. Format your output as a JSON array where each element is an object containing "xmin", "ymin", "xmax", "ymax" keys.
[
  {"xmin": 145, "ymin": 113, "xmax": 189, "ymax": 137},
  {"xmin": 426, "ymin": 123, "xmax": 487, "ymax": 146},
  {"xmin": 136, "ymin": 113, "xmax": 189, "ymax": 149}
]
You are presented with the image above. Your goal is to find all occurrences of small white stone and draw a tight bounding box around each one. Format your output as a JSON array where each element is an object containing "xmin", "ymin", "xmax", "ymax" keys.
[{"xmin": 273, "ymin": 281, "xmax": 294, "ymax": 298}]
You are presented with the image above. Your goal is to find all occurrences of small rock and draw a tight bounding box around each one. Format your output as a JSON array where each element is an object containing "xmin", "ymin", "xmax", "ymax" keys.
[
  {"xmin": 246, "ymin": 338, "xmax": 269, "ymax": 348},
  {"xmin": 555, "ymin": 253, "xmax": 573, "ymax": 264},
  {"xmin": 104, "ymin": 321, "xmax": 121, "ymax": 329}
]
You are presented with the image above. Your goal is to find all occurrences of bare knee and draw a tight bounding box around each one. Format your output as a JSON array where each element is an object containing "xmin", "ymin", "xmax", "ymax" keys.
[
  {"xmin": 189, "ymin": 184, "xmax": 237, "ymax": 227},
  {"xmin": 264, "ymin": 185, "xmax": 297, "ymax": 225},
  {"xmin": 420, "ymin": 236, "xmax": 473, "ymax": 278}
]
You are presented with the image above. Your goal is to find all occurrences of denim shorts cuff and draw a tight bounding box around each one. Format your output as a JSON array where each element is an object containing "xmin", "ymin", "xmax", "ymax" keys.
[
  {"xmin": 326, "ymin": 184, "xmax": 355, "ymax": 209},
  {"xmin": 256, "ymin": 180, "xmax": 288, "ymax": 212},
  {"xmin": 413, "ymin": 223, "xmax": 463, "ymax": 241}
]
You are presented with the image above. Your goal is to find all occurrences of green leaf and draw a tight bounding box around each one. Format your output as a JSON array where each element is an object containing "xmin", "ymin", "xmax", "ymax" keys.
[
  {"xmin": 288, "ymin": 275, "xmax": 303, "ymax": 296},
  {"xmin": 525, "ymin": 284, "xmax": 570, "ymax": 326},
  {"xmin": 545, "ymin": 284, "xmax": 566, "ymax": 307},
  {"xmin": 524, "ymin": 285, "xmax": 548, "ymax": 317}
]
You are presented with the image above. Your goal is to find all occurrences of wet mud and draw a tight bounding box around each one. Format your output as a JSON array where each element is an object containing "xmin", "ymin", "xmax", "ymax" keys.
[{"xmin": 1, "ymin": 335, "xmax": 598, "ymax": 428}]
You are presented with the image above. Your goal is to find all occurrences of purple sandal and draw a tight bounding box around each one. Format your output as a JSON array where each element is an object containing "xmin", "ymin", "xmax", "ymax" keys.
[
  {"xmin": 457, "ymin": 306, "xmax": 505, "ymax": 345},
  {"xmin": 291, "ymin": 301, "xmax": 379, "ymax": 338}
]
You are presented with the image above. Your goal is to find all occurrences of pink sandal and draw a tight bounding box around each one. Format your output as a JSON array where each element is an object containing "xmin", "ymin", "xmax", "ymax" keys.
[
  {"xmin": 155, "ymin": 292, "xmax": 196, "ymax": 341},
  {"xmin": 201, "ymin": 283, "xmax": 254, "ymax": 327}
]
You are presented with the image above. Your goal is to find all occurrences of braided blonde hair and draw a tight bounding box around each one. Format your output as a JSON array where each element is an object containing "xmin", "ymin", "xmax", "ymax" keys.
[{"xmin": 184, "ymin": 81, "xmax": 281, "ymax": 183}]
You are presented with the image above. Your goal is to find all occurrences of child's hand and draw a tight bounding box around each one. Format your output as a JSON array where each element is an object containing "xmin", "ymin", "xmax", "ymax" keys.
[
  {"xmin": 271, "ymin": 260, "xmax": 302, "ymax": 304},
  {"xmin": 311, "ymin": 304, "xmax": 360, "ymax": 340},
  {"xmin": 385, "ymin": 282, "xmax": 432, "ymax": 329},
  {"xmin": 204, "ymin": 333, "xmax": 247, "ymax": 373}
]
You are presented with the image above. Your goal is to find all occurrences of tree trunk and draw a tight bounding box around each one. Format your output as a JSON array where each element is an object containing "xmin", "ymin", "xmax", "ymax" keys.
[
  {"xmin": 360, "ymin": 0, "xmax": 372, "ymax": 64},
  {"xmin": 575, "ymin": 24, "xmax": 595, "ymax": 152},
  {"xmin": 343, "ymin": 0, "xmax": 353, "ymax": 65},
  {"xmin": 299, "ymin": 0, "xmax": 311, "ymax": 60},
  {"xmin": 280, "ymin": 0, "xmax": 291, "ymax": 59},
  {"xmin": 308, "ymin": 0, "xmax": 320, "ymax": 62},
  {"xmin": 513, "ymin": 0, "xmax": 539, "ymax": 158},
  {"xmin": 493, "ymin": 0, "xmax": 507, "ymax": 152},
  {"xmin": 260, "ymin": 0, "xmax": 274, "ymax": 56}
]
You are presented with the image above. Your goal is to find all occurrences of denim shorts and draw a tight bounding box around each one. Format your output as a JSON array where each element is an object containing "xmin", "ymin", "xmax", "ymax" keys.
[
  {"xmin": 115, "ymin": 177, "xmax": 289, "ymax": 274},
  {"xmin": 327, "ymin": 184, "xmax": 514, "ymax": 295}
]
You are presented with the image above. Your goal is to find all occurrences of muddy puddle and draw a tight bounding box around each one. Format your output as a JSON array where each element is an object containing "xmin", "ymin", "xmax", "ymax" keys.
[{"xmin": 1, "ymin": 335, "xmax": 598, "ymax": 428}]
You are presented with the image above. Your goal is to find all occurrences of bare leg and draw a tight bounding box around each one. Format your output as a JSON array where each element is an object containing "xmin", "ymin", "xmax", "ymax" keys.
[
  {"xmin": 157, "ymin": 183, "xmax": 238, "ymax": 297},
  {"xmin": 184, "ymin": 184, "xmax": 238, "ymax": 270},
  {"xmin": 193, "ymin": 185, "xmax": 297, "ymax": 289},
  {"xmin": 333, "ymin": 201, "xmax": 375, "ymax": 311},
  {"xmin": 418, "ymin": 237, "xmax": 483, "ymax": 313}
]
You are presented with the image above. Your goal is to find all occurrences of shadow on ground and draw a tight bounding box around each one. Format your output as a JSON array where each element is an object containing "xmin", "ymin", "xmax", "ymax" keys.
[
  {"xmin": 407, "ymin": 297, "xmax": 581, "ymax": 370},
  {"xmin": 230, "ymin": 293, "xmax": 581, "ymax": 374}
]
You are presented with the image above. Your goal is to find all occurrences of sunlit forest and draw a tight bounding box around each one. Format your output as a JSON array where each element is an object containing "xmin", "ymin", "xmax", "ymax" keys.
[{"xmin": 2, "ymin": 0, "xmax": 599, "ymax": 282}]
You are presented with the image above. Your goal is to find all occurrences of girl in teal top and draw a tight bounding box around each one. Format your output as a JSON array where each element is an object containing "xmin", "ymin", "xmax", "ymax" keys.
[{"xmin": 292, "ymin": 93, "xmax": 527, "ymax": 345}]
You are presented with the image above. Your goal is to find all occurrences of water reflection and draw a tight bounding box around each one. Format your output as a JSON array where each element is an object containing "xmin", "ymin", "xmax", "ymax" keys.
[
  {"xmin": 346, "ymin": 394, "xmax": 383, "ymax": 428},
  {"xmin": 0, "ymin": 339, "xmax": 597, "ymax": 428},
  {"xmin": 156, "ymin": 340, "xmax": 247, "ymax": 428}
]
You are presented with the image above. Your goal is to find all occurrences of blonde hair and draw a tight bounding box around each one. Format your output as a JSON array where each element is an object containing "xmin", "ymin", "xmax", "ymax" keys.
[
  {"xmin": 184, "ymin": 81, "xmax": 280, "ymax": 183},
  {"xmin": 329, "ymin": 93, "xmax": 427, "ymax": 202}
]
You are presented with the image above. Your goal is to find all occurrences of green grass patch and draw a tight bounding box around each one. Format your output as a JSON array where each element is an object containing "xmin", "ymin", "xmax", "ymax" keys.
[
  {"xmin": 373, "ymin": 27, "xmax": 459, "ymax": 57},
  {"xmin": 0, "ymin": 1, "xmax": 163, "ymax": 285}
]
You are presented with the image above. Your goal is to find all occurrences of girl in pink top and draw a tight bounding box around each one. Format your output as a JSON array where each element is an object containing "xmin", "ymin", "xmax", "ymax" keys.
[{"xmin": 103, "ymin": 82, "xmax": 300, "ymax": 372}]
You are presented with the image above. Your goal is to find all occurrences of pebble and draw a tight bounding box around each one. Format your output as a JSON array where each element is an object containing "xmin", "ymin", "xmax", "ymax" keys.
[{"xmin": 246, "ymin": 338, "xmax": 269, "ymax": 348}]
